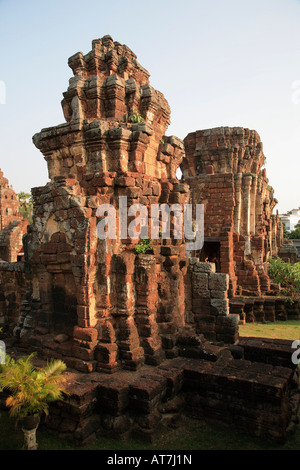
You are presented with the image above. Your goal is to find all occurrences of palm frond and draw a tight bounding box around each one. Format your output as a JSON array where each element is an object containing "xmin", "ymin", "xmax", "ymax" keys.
[
  {"xmin": 44, "ymin": 358, "xmax": 67, "ymax": 378},
  {"xmin": 0, "ymin": 353, "xmax": 68, "ymax": 419}
]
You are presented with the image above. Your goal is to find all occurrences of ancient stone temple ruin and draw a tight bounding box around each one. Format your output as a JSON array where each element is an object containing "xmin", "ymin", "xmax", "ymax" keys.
[
  {"xmin": 182, "ymin": 127, "xmax": 284, "ymax": 297},
  {"xmin": 24, "ymin": 35, "xmax": 192, "ymax": 372},
  {"xmin": 0, "ymin": 169, "xmax": 28, "ymax": 262},
  {"xmin": 181, "ymin": 128, "xmax": 296, "ymax": 325},
  {"xmin": 1, "ymin": 35, "xmax": 299, "ymax": 445}
]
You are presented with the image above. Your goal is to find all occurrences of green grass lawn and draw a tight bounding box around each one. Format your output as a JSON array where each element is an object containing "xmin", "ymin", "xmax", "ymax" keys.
[
  {"xmin": 239, "ymin": 320, "xmax": 300, "ymax": 341},
  {"xmin": 1, "ymin": 320, "xmax": 300, "ymax": 451}
]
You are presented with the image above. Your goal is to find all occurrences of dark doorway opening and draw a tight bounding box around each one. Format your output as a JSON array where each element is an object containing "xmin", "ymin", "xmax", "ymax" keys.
[
  {"xmin": 52, "ymin": 272, "xmax": 77, "ymax": 336},
  {"xmin": 200, "ymin": 240, "xmax": 221, "ymax": 271}
]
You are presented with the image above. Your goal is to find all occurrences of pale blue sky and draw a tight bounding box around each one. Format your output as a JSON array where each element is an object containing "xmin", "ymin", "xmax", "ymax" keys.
[{"xmin": 0, "ymin": 0, "xmax": 300, "ymax": 213}]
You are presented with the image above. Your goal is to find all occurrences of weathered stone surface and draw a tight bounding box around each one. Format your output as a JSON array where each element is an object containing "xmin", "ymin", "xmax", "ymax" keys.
[
  {"xmin": 23, "ymin": 347, "xmax": 297, "ymax": 445},
  {"xmin": 210, "ymin": 299, "xmax": 229, "ymax": 316},
  {"xmin": 0, "ymin": 262, "xmax": 27, "ymax": 333},
  {"xmin": 208, "ymin": 273, "xmax": 229, "ymax": 291},
  {"xmin": 193, "ymin": 261, "xmax": 216, "ymax": 273},
  {"xmin": 192, "ymin": 272, "xmax": 208, "ymax": 290},
  {"xmin": 13, "ymin": 35, "xmax": 193, "ymax": 373},
  {"xmin": 182, "ymin": 127, "xmax": 284, "ymax": 297}
]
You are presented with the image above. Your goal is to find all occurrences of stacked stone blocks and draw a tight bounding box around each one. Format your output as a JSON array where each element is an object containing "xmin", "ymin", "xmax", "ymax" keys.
[{"xmin": 190, "ymin": 259, "xmax": 238, "ymax": 343}]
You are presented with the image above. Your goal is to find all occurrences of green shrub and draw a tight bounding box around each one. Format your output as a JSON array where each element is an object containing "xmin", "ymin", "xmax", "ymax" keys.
[{"xmin": 268, "ymin": 257, "xmax": 300, "ymax": 302}]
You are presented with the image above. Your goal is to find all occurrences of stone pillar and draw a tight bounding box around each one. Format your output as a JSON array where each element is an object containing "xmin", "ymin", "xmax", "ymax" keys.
[
  {"xmin": 250, "ymin": 175, "xmax": 257, "ymax": 235},
  {"xmin": 242, "ymin": 175, "xmax": 252, "ymax": 255},
  {"xmin": 134, "ymin": 254, "xmax": 164, "ymax": 365},
  {"xmin": 114, "ymin": 252, "xmax": 144, "ymax": 371},
  {"xmin": 234, "ymin": 173, "xmax": 242, "ymax": 234},
  {"xmin": 255, "ymin": 177, "xmax": 263, "ymax": 231}
]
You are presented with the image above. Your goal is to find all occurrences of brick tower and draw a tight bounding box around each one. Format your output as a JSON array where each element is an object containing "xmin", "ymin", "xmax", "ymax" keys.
[{"xmin": 0, "ymin": 169, "xmax": 28, "ymax": 262}]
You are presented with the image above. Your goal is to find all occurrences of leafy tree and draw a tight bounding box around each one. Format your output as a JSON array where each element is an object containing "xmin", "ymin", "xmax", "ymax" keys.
[
  {"xmin": 287, "ymin": 227, "xmax": 300, "ymax": 239},
  {"xmin": 268, "ymin": 257, "xmax": 300, "ymax": 302},
  {"xmin": 17, "ymin": 192, "xmax": 33, "ymax": 223},
  {"xmin": 282, "ymin": 222, "xmax": 289, "ymax": 239}
]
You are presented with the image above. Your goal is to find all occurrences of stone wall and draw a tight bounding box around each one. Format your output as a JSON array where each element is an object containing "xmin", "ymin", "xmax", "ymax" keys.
[
  {"xmin": 190, "ymin": 258, "xmax": 239, "ymax": 343},
  {"xmin": 0, "ymin": 219, "xmax": 28, "ymax": 262},
  {"xmin": 183, "ymin": 354, "xmax": 299, "ymax": 443},
  {"xmin": 230, "ymin": 296, "xmax": 300, "ymax": 323},
  {"xmin": 21, "ymin": 338, "xmax": 298, "ymax": 446},
  {"xmin": 278, "ymin": 240, "xmax": 298, "ymax": 264}
]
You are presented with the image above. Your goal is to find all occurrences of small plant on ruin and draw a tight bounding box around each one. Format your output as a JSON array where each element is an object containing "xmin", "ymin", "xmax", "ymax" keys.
[
  {"xmin": 128, "ymin": 110, "xmax": 145, "ymax": 123},
  {"xmin": 268, "ymin": 257, "xmax": 300, "ymax": 303},
  {"xmin": 0, "ymin": 353, "xmax": 68, "ymax": 449},
  {"xmin": 134, "ymin": 238, "xmax": 153, "ymax": 254}
]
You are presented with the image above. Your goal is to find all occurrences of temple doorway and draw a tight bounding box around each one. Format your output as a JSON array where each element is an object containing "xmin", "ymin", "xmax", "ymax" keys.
[{"xmin": 200, "ymin": 239, "xmax": 221, "ymax": 271}]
